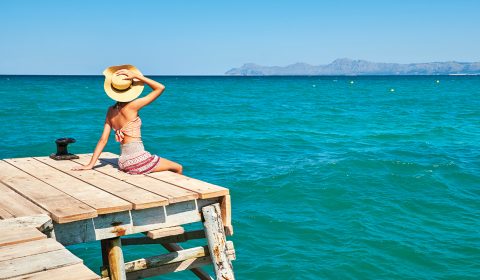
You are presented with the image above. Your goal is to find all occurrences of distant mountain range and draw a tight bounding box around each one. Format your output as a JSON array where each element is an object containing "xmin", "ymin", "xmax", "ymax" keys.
[{"xmin": 225, "ymin": 58, "xmax": 480, "ymax": 76}]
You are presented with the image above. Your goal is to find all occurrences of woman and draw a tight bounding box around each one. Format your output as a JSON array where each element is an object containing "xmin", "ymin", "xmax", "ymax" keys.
[{"xmin": 73, "ymin": 65, "xmax": 183, "ymax": 174}]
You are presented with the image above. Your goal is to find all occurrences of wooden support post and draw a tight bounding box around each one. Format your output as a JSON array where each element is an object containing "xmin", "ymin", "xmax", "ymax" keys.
[
  {"xmin": 106, "ymin": 237, "xmax": 126, "ymax": 280},
  {"xmin": 100, "ymin": 239, "xmax": 110, "ymax": 278},
  {"xmin": 202, "ymin": 203, "xmax": 235, "ymax": 280},
  {"xmin": 220, "ymin": 195, "xmax": 233, "ymax": 235},
  {"xmin": 163, "ymin": 243, "xmax": 214, "ymax": 280}
]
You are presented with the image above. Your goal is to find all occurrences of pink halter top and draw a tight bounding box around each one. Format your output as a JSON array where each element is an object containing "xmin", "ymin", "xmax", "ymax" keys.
[{"xmin": 114, "ymin": 116, "xmax": 142, "ymax": 142}]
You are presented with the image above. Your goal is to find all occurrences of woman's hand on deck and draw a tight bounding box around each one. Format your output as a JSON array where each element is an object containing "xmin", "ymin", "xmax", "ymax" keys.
[{"xmin": 71, "ymin": 164, "xmax": 94, "ymax": 171}]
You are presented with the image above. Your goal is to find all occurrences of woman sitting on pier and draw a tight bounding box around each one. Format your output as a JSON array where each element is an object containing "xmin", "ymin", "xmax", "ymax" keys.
[{"xmin": 73, "ymin": 65, "xmax": 183, "ymax": 175}]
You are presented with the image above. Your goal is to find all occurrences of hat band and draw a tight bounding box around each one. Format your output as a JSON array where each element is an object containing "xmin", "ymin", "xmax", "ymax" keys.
[{"xmin": 111, "ymin": 83, "xmax": 132, "ymax": 93}]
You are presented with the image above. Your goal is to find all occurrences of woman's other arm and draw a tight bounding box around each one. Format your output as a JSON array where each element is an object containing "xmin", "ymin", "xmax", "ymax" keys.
[{"xmin": 72, "ymin": 114, "xmax": 112, "ymax": 170}]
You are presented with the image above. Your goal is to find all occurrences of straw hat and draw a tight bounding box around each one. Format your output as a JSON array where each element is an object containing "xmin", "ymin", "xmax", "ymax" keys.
[{"xmin": 103, "ymin": 65, "xmax": 145, "ymax": 102}]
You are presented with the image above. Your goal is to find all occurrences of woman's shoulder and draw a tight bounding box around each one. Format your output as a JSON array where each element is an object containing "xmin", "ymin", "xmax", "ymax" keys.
[{"xmin": 106, "ymin": 105, "xmax": 115, "ymax": 115}]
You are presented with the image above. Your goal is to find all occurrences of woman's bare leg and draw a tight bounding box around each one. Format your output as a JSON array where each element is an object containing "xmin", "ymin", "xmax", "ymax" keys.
[{"xmin": 151, "ymin": 157, "xmax": 183, "ymax": 174}]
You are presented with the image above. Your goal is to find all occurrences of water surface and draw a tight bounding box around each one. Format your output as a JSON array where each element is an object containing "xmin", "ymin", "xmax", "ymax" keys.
[{"xmin": 1, "ymin": 75, "xmax": 479, "ymax": 279}]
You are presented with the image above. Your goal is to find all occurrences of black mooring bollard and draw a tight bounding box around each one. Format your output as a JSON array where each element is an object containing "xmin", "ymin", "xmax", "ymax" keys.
[{"xmin": 50, "ymin": 138, "xmax": 80, "ymax": 160}]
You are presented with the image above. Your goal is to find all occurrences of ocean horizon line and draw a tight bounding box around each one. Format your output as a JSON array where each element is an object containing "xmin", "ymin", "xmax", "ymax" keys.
[{"xmin": 1, "ymin": 74, "xmax": 479, "ymax": 77}]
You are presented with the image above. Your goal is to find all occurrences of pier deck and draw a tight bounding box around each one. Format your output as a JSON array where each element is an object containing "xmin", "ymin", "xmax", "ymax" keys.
[{"xmin": 0, "ymin": 152, "xmax": 234, "ymax": 279}]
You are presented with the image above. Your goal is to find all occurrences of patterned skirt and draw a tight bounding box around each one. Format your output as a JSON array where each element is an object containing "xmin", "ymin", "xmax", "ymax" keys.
[{"xmin": 118, "ymin": 141, "xmax": 161, "ymax": 175}]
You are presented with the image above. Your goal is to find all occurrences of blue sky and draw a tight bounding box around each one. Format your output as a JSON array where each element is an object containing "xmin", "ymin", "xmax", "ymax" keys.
[{"xmin": 1, "ymin": 0, "xmax": 479, "ymax": 75}]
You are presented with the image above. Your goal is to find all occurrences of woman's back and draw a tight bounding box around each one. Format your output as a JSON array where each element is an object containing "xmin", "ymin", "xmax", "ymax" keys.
[{"xmin": 109, "ymin": 104, "xmax": 141, "ymax": 144}]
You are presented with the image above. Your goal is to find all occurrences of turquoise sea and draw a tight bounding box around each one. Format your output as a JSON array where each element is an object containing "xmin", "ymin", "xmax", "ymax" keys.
[{"xmin": 0, "ymin": 75, "xmax": 479, "ymax": 279}]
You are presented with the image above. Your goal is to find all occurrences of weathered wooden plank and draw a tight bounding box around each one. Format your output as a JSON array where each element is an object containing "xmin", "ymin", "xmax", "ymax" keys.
[
  {"xmin": 124, "ymin": 242, "xmax": 234, "ymax": 273},
  {"xmin": 149, "ymin": 171, "xmax": 229, "ymax": 199},
  {"xmin": 5, "ymin": 157, "xmax": 131, "ymax": 215},
  {"xmin": 0, "ymin": 160, "xmax": 97, "ymax": 223},
  {"xmin": 89, "ymin": 211, "xmax": 133, "ymax": 240},
  {"xmin": 36, "ymin": 156, "xmax": 167, "ymax": 210},
  {"xmin": 127, "ymin": 256, "xmax": 211, "ymax": 279},
  {"xmin": 73, "ymin": 154, "xmax": 169, "ymax": 209},
  {"xmin": 202, "ymin": 203, "xmax": 235, "ymax": 280},
  {"xmin": 123, "ymin": 226, "xmax": 233, "ymax": 247},
  {"xmin": 0, "ymin": 215, "xmax": 52, "ymax": 234},
  {"xmin": 49, "ymin": 196, "xmax": 219, "ymax": 245},
  {"xmin": 122, "ymin": 230, "xmax": 206, "ymax": 246},
  {"xmin": 0, "ymin": 238, "xmax": 64, "ymax": 262},
  {"xmin": 79, "ymin": 153, "xmax": 199, "ymax": 204},
  {"xmin": 52, "ymin": 210, "xmax": 133, "ymax": 246},
  {"xmin": 98, "ymin": 152, "xmax": 225, "ymax": 199},
  {"xmin": 0, "ymin": 248, "xmax": 82, "ymax": 279},
  {"xmin": 0, "ymin": 215, "xmax": 51, "ymax": 230},
  {"xmin": 0, "ymin": 227, "xmax": 46, "ymax": 247},
  {"xmin": 125, "ymin": 251, "xmax": 235, "ymax": 279},
  {"xmin": 7, "ymin": 263, "xmax": 100, "ymax": 280},
  {"xmin": 0, "ymin": 183, "xmax": 46, "ymax": 219},
  {"xmin": 162, "ymin": 243, "xmax": 214, "ymax": 280},
  {"xmin": 0, "ymin": 207, "xmax": 14, "ymax": 219},
  {"xmin": 146, "ymin": 226, "xmax": 185, "ymax": 240},
  {"xmin": 130, "ymin": 200, "xmax": 198, "ymax": 234}
]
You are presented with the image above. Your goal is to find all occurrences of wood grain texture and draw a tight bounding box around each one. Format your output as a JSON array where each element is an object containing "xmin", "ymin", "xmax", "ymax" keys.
[
  {"xmin": 91, "ymin": 153, "xmax": 199, "ymax": 204},
  {"xmin": 6, "ymin": 263, "xmax": 100, "ymax": 280},
  {"xmin": 149, "ymin": 171, "xmax": 229, "ymax": 199},
  {"xmin": 146, "ymin": 226, "xmax": 185, "ymax": 240},
  {"xmin": 122, "ymin": 229, "xmax": 206, "ymax": 246},
  {"xmin": 0, "ymin": 238, "xmax": 63, "ymax": 262},
  {"xmin": 99, "ymin": 152, "xmax": 228, "ymax": 199},
  {"xmin": 125, "ymin": 251, "xmax": 235, "ymax": 279},
  {"xmin": 0, "ymin": 207, "xmax": 14, "ymax": 220},
  {"xmin": 124, "ymin": 242, "xmax": 234, "ymax": 273},
  {"xmin": 5, "ymin": 157, "xmax": 131, "ymax": 215},
  {"xmin": 36, "ymin": 156, "xmax": 166, "ymax": 210},
  {"xmin": 0, "ymin": 160, "xmax": 96, "ymax": 223},
  {"xmin": 53, "ymin": 200, "xmax": 215, "ymax": 245},
  {"xmin": 162, "ymin": 243, "xmax": 214, "ymax": 280},
  {"xmin": 0, "ymin": 183, "xmax": 46, "ymax": 219},
  {"xmin": 202, "ymin": 203, "xmax": 235, "ymax": 280},
  {"xmin": 0, "ymin": 248, "xmax": 82, "ymax": 279},
  {"xmin": 106, "ymin": 237, "xmax": 126, "ymax": 280},
  {"xmin": 73, "ymin": 155, "xmax": 171, "ymax": 208},
  {"xmin": 0, "ymin": 227, "xmax": 46, "ymax": 247},
  {"xmin": 0, "ymin": 215, "xmax": 52, "ymax": 232},
  {"xmin": 220, "ymin": 195, "xmax": 233, "ymax": 235}
]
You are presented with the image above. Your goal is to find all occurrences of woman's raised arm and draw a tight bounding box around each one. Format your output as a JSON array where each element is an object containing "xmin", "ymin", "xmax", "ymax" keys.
[{"xmin": 115, "ymin": 69, "xmax": 165, "ymax": 111}]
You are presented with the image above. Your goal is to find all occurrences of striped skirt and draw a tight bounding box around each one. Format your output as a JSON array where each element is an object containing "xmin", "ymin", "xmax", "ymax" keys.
[{"xmin": 118, "ymin": 141, "xmax": 161, "ymax": 175}]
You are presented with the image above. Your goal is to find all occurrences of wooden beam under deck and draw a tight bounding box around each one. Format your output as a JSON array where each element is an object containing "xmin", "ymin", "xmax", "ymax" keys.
[{"xmin": 53, "ymin": 197, "xmax": 220, "ymax": 245}]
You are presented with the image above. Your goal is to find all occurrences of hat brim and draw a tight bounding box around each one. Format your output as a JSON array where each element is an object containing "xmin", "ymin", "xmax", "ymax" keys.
[{"xmin": 103, "ymin": 65, "xmax": 145, "ymax": 102}]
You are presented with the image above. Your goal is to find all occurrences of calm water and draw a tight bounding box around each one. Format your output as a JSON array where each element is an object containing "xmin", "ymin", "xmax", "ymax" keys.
[{"xmin": 0, "ymin": 75, "xmax": 479, "ymax": 279}]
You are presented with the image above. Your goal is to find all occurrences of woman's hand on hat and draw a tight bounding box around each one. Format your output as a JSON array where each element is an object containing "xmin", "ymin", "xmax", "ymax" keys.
[{"xmin": 115, "ymin": 69, "xmax": 139, "ymax": 80}]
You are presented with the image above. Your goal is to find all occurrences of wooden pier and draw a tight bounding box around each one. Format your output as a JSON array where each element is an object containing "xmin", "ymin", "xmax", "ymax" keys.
[{"xmin": 0, "ymin": 152, "xmax": 235, "ymax": 279}]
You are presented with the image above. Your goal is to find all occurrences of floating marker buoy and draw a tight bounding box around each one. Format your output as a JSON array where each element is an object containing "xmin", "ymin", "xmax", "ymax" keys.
[
  {"xmin": 436, "ymin": 80, "xmax": 440, "ymax": 83},
  {"xmin": 390, "ymin": 88, "xmax": 395, "ymax": 92},
  {"xmin": 350, "ymin": 81, "xmax": 354, "ymax": 84}
]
